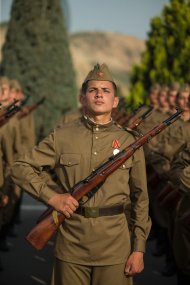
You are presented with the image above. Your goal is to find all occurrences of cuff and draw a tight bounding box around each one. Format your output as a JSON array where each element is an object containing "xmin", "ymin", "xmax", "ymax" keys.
[
  {"xmin": 39, "ymin": 186, "xmax": 57, "ymax": 204},
  {"xmin": 132, "ymin": 239, "xmax": 146, "ymax": 253}
]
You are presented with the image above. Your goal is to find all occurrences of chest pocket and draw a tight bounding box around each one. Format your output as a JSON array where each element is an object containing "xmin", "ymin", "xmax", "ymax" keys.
[{"xmin": 59, "ymin": 153, "xmax": 81, "ymax": 167}]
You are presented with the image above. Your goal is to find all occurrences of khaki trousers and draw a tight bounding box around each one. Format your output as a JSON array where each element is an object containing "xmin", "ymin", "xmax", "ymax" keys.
[{"xmin": 51, "ymin": 258, "xmax": 133, "ymax": 285}]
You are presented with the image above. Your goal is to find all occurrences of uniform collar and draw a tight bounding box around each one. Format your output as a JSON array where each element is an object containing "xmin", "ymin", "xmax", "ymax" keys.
[{"xmin": 82, "ymin": 115, "xmax": 114, "ymax": 131}]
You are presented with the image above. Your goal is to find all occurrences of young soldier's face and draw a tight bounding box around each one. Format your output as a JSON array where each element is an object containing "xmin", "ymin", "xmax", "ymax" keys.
[
  {"xmin": 0, "ymin": 84, "xmax": 11, "ymax": 105},
  {"xmin": 80, "ymin": 80, "xmax": 119, "ymax": 116},
  {"xmin": 177, "ymin": 92, "xmax": 190, "ymax": 111}
]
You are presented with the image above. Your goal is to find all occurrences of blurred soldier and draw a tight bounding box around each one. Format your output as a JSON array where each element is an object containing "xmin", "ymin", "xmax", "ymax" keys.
[
  {"xmin": 10, "ymin": 79, "xmax": 36, "ymax": 151},
  {"xmin": 167, "ymin": 82, "xmax": 180, "ymax": 115},
  {"xmin": 0, "ymin": 79, "xmax": 15, "ymax": 252},
  {"xmin": 0, "ymin": 76, "xmax": 22, "ymax": 246},
  {"xmin": 167, "ymin": 147, "xmax": 190, "ymax": 285},
  {"xmin": 11, "ymin": 63, "xmax": 151, "ymax": 285}
]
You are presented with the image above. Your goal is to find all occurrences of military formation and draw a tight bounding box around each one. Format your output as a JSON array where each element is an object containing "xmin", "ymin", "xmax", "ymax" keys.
[
  {"xmin": 121, "ymin": 82, "xmax": 190, "ymax": 285},
  {"xmin": 0, "ymin": 64, "xmax": 190, "ymax": 285},
  {"xmin": 0, "ymin": 76, "xmax": 36, "ymax": 271}
]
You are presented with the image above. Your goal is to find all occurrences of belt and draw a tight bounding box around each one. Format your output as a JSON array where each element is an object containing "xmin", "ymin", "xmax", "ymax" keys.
[{"xmin": 75, "ymin": 204, "xmax": 125, "ymax": 218}]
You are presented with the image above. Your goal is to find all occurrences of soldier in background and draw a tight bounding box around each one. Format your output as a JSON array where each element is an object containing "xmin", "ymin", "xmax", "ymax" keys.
[
  {"xmin": 167, "ymin": 82, "xmax": 180, "ymax": 115},
  {"xmin": 0, "ymin": 78, "xmax": 16, "ymax": 253},
  {"xmin": 167, "ymin": 147, "xmax": 190, "ymax": 285}
]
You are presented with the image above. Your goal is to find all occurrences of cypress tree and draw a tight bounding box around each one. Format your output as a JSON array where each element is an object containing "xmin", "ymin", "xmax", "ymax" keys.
[
  {"xmin": 0, "ymin": 0, "xmax": 77, "ymax": 138},
  {"xmin": 129, "ymin": 0, "xmax": 190, "ymax": 105}
]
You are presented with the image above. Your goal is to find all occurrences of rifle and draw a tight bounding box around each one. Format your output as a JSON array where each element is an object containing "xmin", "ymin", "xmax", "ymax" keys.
[
  {"xmin": 127, "ymin": 105, "xmax": 153, "ymax": 130},
  {"xmin": 0, "ymin": 99, "xmax": 18, "ymax": 115},
  {"xmin": 113, "ymin": 108, "xmax": 127, "ymax": 122},
  {"xmin": 18, "ymin": 97, "xmax": 46, "ymax": 120},
  {"xmin": 25, "ymin": 108, "xmax": 183, "ymax": 250},
  {"xmin": 116, "ymin": 103, "xmax": 145, "ymax": 126},
  {"xmin": 0, "ymin": 100, "xmax": 20, "ymax": 127}
]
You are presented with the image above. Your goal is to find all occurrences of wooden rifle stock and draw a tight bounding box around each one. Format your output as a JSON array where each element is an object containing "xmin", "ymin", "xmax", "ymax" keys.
[{"xmin": 25, "ymin": 108, "xmax": 183, "ymax": 250}]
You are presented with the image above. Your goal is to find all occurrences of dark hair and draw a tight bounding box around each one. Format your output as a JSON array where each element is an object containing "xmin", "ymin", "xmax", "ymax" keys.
[{"xmin": 81, "ymin": 80, "xmax": 117, "ymax": 96}]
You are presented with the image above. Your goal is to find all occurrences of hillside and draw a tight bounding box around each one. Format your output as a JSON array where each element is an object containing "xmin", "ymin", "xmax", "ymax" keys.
[{"xmin": 0, "ymin": 24, "xmax": 145, "ymax": 96}]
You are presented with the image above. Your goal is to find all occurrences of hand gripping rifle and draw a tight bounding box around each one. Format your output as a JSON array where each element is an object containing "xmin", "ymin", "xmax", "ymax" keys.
[{"xmin": 25, "ymin": 108, "xmax": 183, "ymax": 250}]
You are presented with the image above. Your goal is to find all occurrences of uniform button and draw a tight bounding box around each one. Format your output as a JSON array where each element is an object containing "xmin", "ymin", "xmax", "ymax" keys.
[
  {"xmin": 95, "ymin": 127, "xmax": 99, "ymax": 131},
  {"xmin": 68, "ymin": 162, "xmax": 71, "ymax": 165},
  {"xmin": 122, "ymin": 164, "xmax": 126, "ymax": 169},
  {"xmin": 94, "ymin": 151, "xmax": 97, "ymax": 155},
  {"xmin": 95, "ymin": 136, "xmax": 98, "ymax": 139}
]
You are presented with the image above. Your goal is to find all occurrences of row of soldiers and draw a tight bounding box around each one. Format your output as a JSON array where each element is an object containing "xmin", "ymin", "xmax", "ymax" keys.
[
  {"xmin": 140, "ymin": 83, "xmax": 190, "ymax": 285},
  {"xmin": 0, "ymin": 76, "xmax": 36, "ymax": 271},
  {"xmin": 119, "ymin": 82, "xmax": 190, "ymax": 285},
  {"xmin": 60, "ymin": 82, "xmax": 190, "ymax": 285}
]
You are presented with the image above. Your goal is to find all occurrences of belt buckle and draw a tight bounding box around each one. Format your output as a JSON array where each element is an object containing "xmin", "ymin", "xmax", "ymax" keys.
[{"xmin": 85, "ymin": 207, "xmax": 99, "ymax": 218}]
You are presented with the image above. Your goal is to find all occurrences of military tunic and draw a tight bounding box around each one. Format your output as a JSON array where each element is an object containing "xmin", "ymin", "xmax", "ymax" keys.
[
  {"xmin": 18, "ymin": 112, "xmax": 36, "ymax": 152},
  {"xmin": 168, "ymin": 148, "xmax": 190, "ymax": 279},
  {"xmin": 11, "ymin": 117, "xmax": 151, "ymax": 266}
]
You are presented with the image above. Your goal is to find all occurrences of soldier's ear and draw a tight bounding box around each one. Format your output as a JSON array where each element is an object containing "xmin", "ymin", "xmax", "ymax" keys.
[
  {"xmin": 113, "ymin": 96, "xmax": 119, "ymax": 108},
  {"xmin": 79, "ymin": 94, "xmax": 86, "ymax": 106}
]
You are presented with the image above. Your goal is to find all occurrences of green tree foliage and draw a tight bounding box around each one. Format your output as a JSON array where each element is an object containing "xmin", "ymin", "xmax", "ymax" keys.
[
  {"xmin": 0, "ymin": 0, "xmax": 77, "ymax": 138},
  {"xmin": 129, "ymin": 0, "xmax": 190, "ymax": 105}
]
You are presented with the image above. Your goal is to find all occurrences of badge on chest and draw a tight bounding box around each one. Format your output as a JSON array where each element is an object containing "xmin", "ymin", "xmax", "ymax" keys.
[{"xmin": 112, "ymin": 139, "xmax": 120, "ymax": 155}]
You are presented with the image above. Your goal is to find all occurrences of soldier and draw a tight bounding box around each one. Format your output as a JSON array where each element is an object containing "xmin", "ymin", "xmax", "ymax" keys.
[
  {"xmin": 0, "ymin": 76, "xmax": 22, "ymax": 245},
  {"xmin": 167, "ymin": 82, "xmax": 180, "ymax": 115},
  {"xmin": 0, "ymin": 81, "xmax": 15, "ymax": 253},
  {"xmin": 167, "ymin": 147, "xmax": 190, "ymax": 285},
  {"xmin": 11, "ymin": 63, "xmax": 151, "ymax": 285}
]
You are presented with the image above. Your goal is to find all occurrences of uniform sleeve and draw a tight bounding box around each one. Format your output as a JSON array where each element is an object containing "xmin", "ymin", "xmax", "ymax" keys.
[
  {"xmin": 129, "ymin": 147, "xmax": 151, "ymax": 252},
  {"xmin": 168, "ymin": 148, "xmax": 190, "ymax": 193},
  {"xmin": 11, "ymin": 130, "xmax": 58, "ymax": 204}
]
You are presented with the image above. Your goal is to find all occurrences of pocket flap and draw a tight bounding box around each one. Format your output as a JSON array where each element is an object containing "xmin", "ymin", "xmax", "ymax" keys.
[{"xmin": 60, "ymin": 153, "xmax": 81, "ymax": 166}]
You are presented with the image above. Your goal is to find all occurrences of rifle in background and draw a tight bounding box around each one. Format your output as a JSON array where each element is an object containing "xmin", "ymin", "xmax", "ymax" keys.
[
  {"xmin": 116, "ymin": 103, "xmax": 144, "ymax": 126},
  {"xmin": 0, "ymin": 100, "xmax": 20, "ymax": 127},
  {"xmin": 18, "ymin": 97, "xmax": 46, "ymax": 120},
  {"xmin": 127, "ymin": 105, "xmax": 153, "ymax": 130}
]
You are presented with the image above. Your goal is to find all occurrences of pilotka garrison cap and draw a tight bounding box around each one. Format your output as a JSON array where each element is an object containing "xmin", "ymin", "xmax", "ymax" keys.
[{"xmin": 83, "ymin": 63, "xmax": 116, "ymax": 85}]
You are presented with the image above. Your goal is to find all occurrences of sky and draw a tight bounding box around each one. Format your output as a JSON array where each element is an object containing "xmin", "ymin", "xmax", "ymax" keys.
[{"xmin": 0, "ymin": 0, "xmax": 170, "ymax": 39}]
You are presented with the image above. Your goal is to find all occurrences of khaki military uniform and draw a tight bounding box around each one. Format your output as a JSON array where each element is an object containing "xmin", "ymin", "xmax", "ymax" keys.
[
  {"xmin": 18, "ymin": 112, "xmax": 36, "ymax": 152},
  {"xmin": 60, "ymin": 108, "xmax": 83, "ymax": 125},
  {"xmin": 1, "ymin": 116, "xmax": 22, "ymax": 227},
  {"xmin": 168, "ymin": 148, "xmax": 190, "ymax": 283},
  {"xmin": 0, "ymin": 124, "xmax": 14, "ymax": 230},
  {"xmin": 12, "ymin": 116, "xmax": 151, "ymax": 284},
  {"xmin": 138, "ymin": 108, "xmax": 169, "ymax": 160}
]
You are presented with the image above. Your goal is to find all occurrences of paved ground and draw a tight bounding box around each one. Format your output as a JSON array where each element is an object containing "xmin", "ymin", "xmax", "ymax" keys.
[{"xmin": 0, "ymin": 193, "xmax": 178, "ymax": 285}]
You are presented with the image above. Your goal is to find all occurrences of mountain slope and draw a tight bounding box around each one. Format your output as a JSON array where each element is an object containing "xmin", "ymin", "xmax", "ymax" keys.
[{"xmin": 0, "ymin": 25, "xmax": 145, "ymax": 95}]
